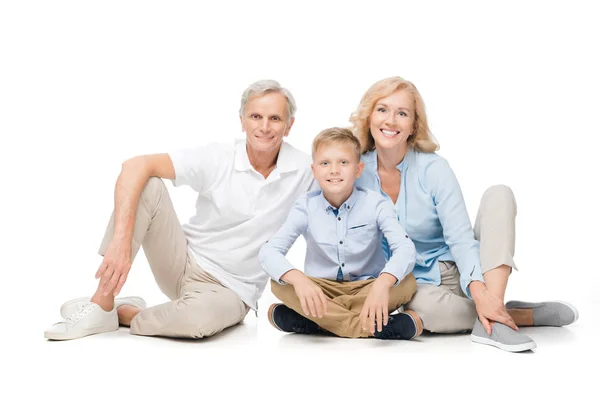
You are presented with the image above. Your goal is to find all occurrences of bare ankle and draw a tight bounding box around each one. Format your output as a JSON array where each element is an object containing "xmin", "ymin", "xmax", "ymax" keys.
[
  {"xmin": 91, "ymin": 293, "xmax": 115, "ymax": 312},
  {"xmin": 508, "ymin": 308, "xmax": 534, "ymax": 326},
  {"xmin": 117, "ymin": 305, "xmax": 141, "ymax": 326}
]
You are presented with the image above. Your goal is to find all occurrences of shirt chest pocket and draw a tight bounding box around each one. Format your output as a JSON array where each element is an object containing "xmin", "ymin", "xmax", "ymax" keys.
[{"xmin": 347, "ymin": 222, "xmax": 376, "ymax": 243}]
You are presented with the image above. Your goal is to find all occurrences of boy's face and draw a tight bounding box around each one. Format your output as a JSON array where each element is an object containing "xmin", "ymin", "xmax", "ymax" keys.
[{"xmin": 311, "ymin": 142, "xmax": 364, "ymax": 203}]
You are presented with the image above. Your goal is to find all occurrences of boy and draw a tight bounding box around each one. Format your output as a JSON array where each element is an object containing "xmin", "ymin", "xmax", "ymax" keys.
[{"xmin": 258, "ymin": 127, "xmax": 421, "ymax": 339}]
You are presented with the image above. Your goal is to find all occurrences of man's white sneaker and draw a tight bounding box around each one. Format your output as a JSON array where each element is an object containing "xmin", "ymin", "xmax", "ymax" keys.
[
  {"xmin": 60, "ymin": 296, "xmax": 146, "ymax": 319},
  {"xmin": 44, "ymin": 302, "xmax": 118, "ymax": 341}
]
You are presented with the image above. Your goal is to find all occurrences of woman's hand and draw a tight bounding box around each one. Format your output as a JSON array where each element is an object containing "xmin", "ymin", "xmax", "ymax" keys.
[{"xmin": 469, "ymin": 281, "xmax": 518, "ymax": 334}]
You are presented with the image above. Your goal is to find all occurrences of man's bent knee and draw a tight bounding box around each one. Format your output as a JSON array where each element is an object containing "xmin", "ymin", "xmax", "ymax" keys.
[{"xmin": 142, "ymin": 176, "xmax": 167, "ymax": 198}]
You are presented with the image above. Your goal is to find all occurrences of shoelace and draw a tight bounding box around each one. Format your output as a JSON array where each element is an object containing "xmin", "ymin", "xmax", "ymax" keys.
[
  {"xmin": 65, "ymin": 303, "xmax": 96, "ymax": 324},
  {"xmin": 374, "ymin": 320, "xmax": 396, "ymax": 340}
]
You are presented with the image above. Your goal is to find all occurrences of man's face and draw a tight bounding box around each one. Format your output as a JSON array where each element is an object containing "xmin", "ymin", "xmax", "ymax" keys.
[{"xmin": 240, "ymin": 92, "xmax": 293, "ymax": 154}]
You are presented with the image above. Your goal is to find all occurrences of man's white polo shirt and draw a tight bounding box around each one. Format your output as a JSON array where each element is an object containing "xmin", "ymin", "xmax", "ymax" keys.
[{"xmin": 169, "ymin": 139, "xmax": 315, "ymax": 310}]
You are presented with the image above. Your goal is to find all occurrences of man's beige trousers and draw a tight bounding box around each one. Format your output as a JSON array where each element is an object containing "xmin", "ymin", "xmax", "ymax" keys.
[{"xmin": 98, "ymin": 178, "xmax": 248, "ymax": 339}]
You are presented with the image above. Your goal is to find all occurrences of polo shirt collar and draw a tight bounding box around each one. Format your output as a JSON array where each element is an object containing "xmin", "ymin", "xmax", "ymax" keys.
[{"xmin": 234, "ymin": 139, "xmax": 303, "ymax": 173}]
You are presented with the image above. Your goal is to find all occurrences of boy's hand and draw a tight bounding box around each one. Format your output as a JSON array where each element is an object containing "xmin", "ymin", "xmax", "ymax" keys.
[
  {"xmin": 281, "ymin": 270, "xmax": 328, "ymax": 318},
  {"xmin": 360, "ymin": 273, "xmax": 397, "ymax": 334}
]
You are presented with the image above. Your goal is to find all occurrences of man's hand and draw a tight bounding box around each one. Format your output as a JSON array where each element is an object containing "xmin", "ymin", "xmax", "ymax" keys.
[
  {"xmin": 281, "ymin": 270, "xmax": 328, "ymax": 318},
  {"xmin": 95, "ymin": 236, "xmax": 132, "ymax": 296},
  {"xmin": 469, "ymin": 281, "xmax": 518, "ymax": 334},
  {"xmin": 360, "ymin": 273, "xmax": 397, "ymax": 334}
]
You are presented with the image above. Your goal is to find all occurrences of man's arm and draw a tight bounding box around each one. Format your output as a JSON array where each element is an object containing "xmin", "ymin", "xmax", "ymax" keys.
[
  {"xmin": 111, "ymin": 154, "xmax": 175, "ymax": 243},
  {"xmin": 96, "ymin": 154, "xmax": 175, "ymax": 296}
]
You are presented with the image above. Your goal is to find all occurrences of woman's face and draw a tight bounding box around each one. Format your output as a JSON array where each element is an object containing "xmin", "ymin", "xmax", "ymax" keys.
[{"xmin": 369, "ymin": 89, "xmax": 415, "ymax": 151}]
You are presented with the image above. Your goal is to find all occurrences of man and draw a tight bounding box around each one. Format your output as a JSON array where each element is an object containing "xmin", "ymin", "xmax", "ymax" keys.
[{"xmin": 45, "ymin": 80, "xmax": 315, "ymax": 340}]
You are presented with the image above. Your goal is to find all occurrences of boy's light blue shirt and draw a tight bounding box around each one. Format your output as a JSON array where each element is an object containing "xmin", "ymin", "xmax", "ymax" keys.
[
  {"xmin": 258, "ymin": 187, "xmax": 416, "ymax": 285},
  {"xmin": 356, "ymin": 149, "xmax": 485, "ymax": 299}
]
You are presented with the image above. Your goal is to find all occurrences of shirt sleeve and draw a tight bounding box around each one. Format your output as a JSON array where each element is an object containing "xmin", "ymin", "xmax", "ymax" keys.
[
  {"xmin": 258, "ymin": 196, "xmax": 309, "ymax": 283},
  {"xmin": 425, "ymin": 158, "xmax": 485, "ymax": 298},
  {"xmin": 168, "ymin": 143, "xmax": 225, "ymax": 194},
  {"xmin": 377, "ymin": 198, "xmax": 416, "ymax": 285}
]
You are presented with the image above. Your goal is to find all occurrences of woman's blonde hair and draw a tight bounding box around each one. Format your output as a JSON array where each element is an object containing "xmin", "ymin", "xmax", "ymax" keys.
[{"xmin": 350, "ymin": 77, "xmax": 439, "ymax": 154}]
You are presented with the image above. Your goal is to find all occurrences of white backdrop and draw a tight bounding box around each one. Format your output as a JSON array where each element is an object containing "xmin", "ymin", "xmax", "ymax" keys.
[{"xmin": 1, "ymin": 1, "xmax": 598, "ymax": 398}]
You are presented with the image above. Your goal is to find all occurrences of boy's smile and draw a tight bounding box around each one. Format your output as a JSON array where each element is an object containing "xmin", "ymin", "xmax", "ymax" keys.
[{"xmin": 312, "ymin": 142, "xmax": 364, "ymax": 208}]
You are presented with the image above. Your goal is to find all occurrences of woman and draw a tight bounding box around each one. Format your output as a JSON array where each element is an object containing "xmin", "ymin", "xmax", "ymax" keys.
[{"xmin": 352, "ymin": 77, "xmax": 578, "ymax": 352}]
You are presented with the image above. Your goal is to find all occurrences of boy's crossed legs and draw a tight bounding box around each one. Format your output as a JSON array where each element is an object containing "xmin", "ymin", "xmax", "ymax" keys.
[{"xmin": 269, "ymin": 274, "xmax": 421, "ymax": 339}]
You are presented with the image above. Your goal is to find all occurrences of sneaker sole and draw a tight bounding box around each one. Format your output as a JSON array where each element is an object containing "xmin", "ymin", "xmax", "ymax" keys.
[
  {"xmin": 44, "ymin": 321, "xmax": 119, "ymax": 341},
  {"xmin": 60, "ymin": 296, "xmax": 147, "ymax": 319},
  {"xmin": 267, "ymin": 303, "xmax": 284, "ymax": 332},
  {"xmin": 506, "ymin": 300, "xmax": 579, "ymax": 325},
  {"xmin": 470, "ymin": 334, "xmax": 537, "ymax": 352}
]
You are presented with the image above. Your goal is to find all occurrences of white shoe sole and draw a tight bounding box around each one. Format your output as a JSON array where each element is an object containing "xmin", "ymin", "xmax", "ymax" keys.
[
  {"xmin": 60, "ymin": 296, "xmax": 146, "ymax": 319},
  {"xmin": 471, "ymin": 334, "xmax": 537, "ymax": 352},
  {"xmin": 44, "ymin": 321, "xmax": 119, "ymax": 341}
]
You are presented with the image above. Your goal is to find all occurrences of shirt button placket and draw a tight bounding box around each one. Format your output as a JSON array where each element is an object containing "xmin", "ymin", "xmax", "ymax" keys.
[{"xmin": 338, "ymin": 209, "xmax": 346, "ymax": 275}]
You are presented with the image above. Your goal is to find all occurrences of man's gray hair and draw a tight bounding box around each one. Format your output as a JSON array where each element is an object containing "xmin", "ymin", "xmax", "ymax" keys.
[{"xmin": 239, "ymin": 80, "xmax": 297, "ymax": 123}]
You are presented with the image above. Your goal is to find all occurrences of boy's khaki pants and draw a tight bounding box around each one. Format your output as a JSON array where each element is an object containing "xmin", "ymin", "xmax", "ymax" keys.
[{"xmin": 271, "ymin": 274, "xmax": 417, "ymax": 338}]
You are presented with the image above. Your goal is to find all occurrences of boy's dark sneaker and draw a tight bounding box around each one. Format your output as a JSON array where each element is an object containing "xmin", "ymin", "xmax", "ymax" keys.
[
  {"xmin": 267, "ymin": 303, "xmax": 322, "ymax": 334},
  {"xmin": 374, "ymin": 310, "xmax": 423, "ymax": 340}
]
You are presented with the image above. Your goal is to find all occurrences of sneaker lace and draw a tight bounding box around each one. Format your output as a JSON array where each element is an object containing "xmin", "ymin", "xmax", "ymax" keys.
[
  {"xmin": 374, "ymin": 315, "xmax": 403, "ymax": 340},
  {"xmin": 65, "ymin": 303, "xmax": 96, "ymax": 324},
  {"xmin": 375, "ymin": 321, "xmax": 396, "ymax": 340}
]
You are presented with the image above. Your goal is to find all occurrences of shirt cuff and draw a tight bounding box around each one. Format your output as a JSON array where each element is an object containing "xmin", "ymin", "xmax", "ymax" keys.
[
  {"xmin": 460, "ymin": 266, "xmax": 485, "ymax": 299},
  {"xmin": 275, "ymin": 268, "xmax": 297, "ymax": 285},
  {"xmin": 378, "ymin": 269, "xmax": 402, "ymax": 287}
]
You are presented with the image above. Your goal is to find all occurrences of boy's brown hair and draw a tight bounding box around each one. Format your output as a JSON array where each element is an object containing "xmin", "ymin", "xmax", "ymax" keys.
[{"xmin": 312, "ymin": 127, "xmax": 362, "ymax": 162}]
